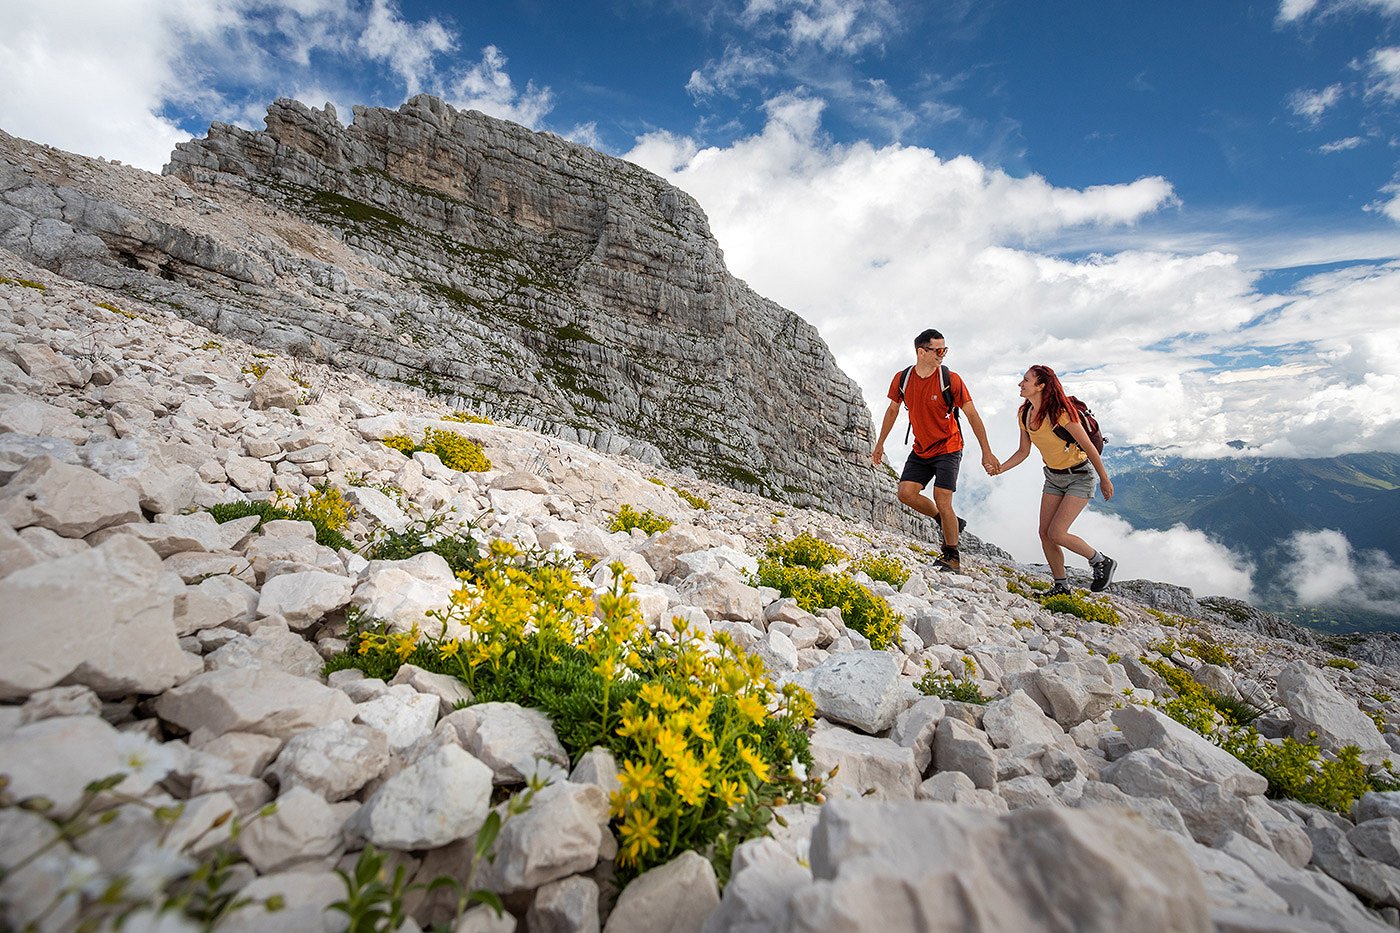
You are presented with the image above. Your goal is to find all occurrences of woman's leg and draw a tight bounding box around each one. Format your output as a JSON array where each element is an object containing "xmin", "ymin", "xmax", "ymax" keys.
[
  {"xmin": 1038, "ymin": 494, "xmax": 1069, "ymax": 577},
  {"xmin": 1047, "ymin": 494, "xmax": 1095, "ymax": 561}
]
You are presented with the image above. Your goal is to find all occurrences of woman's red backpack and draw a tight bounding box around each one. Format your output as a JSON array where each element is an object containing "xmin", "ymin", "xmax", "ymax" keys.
[{"xmin": 1020, "ymin": 397, "xmax": 1106, "ymax": 453}]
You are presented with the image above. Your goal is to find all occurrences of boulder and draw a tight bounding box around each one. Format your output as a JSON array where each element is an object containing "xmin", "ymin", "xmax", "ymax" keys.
[
  {"xmin": 888, "ymin": 696, "xmax": 945, "ymax": 774},
  {"xmin": 238, "ymin": 786, "xmax": 344, "ymax": 873},
  {"xmin": 476, "ymin": 782, "xmax": 609, "ymax": 893},
  {"xmin": 351, "ymin": 552, "xmax": 458, "ymax": 633},
  {"xmin": 786, "ymin": 800, "xmax": 1210, "ymax": 932},
  {"xmin": 983, "ymin": 690, "xmax": 1065, "ymax": 750},
  {"xmin": 933, "ymin": 716, "xmax": 998, "ymax": 790},
  {"xmin": 604, "ymin": 849, "xmax": 720, "ymax": 933},
  {"xmin": 0, "ymin": 535, "xmax": 197, "ymax": 699},
  {"xmin": 528, "ymin": 875, "xmax": 601, "ymax": 933},
  {"xmin": 0, "ymin": 455, "xmax": 141, "ymax": 538},
  {"xmin": 790, "ymin": 651, "xmax": 906, "ymax": 735},
  {"xmin": 810, "ymin": 724, "xmax": 921, "ymax": 800},
  {"xmin": 256, "ymin": 570, "xmax": 354, "ymax": 631},
  {"xmin": 1030, "ymin": 658, "xmax": 1116, "ymax": 728},
  {"xmin": 677, "ymin": 568, "xmax": 763, "ymax": 623},
  {"xmin": 155, "ymin": 666, "xmax": 356, "ymax": 741},
  {"xmin": 1275, "ymin": 661, "xmax": 1390, "ymax": 764},
  {"xmin": 266, "ymin": 719, "xmax": 391, "ymax": 801},
  {"xmin": 1111, "ymin": 706, "xmax": 1268, "ymax": 796},
  {"xmin": 436, "ymin": 702, "xmax": 569, "ymax": 785},
  {"xmin": 349, "ymin": 744, "xmax": 493, "ymax": 850},
  {"xmin": 354, "ymin": 689, "xmax": 441, "ymax": 753}
]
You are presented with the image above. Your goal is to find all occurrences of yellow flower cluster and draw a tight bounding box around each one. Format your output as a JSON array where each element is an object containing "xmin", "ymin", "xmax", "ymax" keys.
[
  {"xmin": 345, "ymin": 539, "xmax": 819, "ymax": 876},
  {"xmin": 610, "ymin": 622, "xmax": 815, "ymax": 869}
]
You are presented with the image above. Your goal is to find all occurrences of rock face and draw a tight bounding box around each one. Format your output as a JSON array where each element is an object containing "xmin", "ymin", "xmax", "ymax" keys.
[{"xmin": 0, "ymin": 99, "xmax": 916, "ymax": 531}]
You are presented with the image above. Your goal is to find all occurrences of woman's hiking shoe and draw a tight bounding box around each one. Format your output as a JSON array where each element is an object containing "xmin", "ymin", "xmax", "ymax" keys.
[
  {"xmin": 935, "ymin": 555, "xmax": 961, "ymax": 573},
  {"xmin": 1090, "ymin": 555, "xmax": 1117, "ymax": 592},
  {"xmin": 1044, "ymin": 582, "xmax": 1072, "ymax": 598}
]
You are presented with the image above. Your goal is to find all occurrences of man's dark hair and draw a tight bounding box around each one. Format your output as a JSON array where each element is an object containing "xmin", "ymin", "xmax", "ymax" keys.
[{"xmin": 914, "ymin": 328, "xmax": 944, "ymax": 347}]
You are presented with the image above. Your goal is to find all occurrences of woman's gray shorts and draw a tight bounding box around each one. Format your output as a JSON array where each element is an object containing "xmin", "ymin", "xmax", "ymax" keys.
[{"xmin": 1043, "ymin": 465, "xmax": 1094, "ymax": 499}]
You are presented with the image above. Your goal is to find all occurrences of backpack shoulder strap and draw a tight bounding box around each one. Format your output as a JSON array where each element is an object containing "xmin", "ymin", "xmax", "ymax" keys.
[
  {"xmin": 941, "ymin": 366, "xmax": 961, "ymax": 423},
  {"xmin": 898, "ymin": 366, "xmax": 914, "ymax": 404}
]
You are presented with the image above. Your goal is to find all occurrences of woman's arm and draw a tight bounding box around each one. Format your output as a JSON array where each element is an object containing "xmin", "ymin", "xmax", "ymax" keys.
[
  {"xmin": 1064, "ymin": 418, "xmax": 1114, "ymax": 501},
  {"xmin": 996, "ymin": 418, "xmax": 1034, "ymax": 473}
]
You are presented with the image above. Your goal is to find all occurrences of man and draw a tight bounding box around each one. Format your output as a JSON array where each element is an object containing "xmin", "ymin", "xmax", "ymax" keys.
[{"xmin": 871, "ymin": 329, "xmax": 998, "ymax": 572}]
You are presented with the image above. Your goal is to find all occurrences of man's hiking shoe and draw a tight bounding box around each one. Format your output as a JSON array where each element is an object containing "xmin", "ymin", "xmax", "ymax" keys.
[
  {"xmin": 1044, "ymin": 582, "xmax": 1072, "ymax": 598},
  {"xmin": 935, "ymin": 556, "xmax": 961, "ymax": 573},
  {"xmin": 935, "ymin": 515, "xmax": 968, "ymax": 537},
  {"xmin": 1090, "ymin": 555, "xmax": 1117, "ymax": 592}
]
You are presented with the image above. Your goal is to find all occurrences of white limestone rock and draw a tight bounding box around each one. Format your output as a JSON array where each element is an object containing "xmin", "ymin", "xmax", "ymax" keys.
[
  {"xmin": 354, "ymin": 689, "xmax": 440, "ymax": 754},
  {"xmin": 604, "ymin": 849, "xmax": 719, "ymax": 933},
  {"xmin": 239, "ymin": 786, "xmax": 345, "ymax": 873},
  {"xmin": 349, "ymin": 744, "xmax": 493, "ymax": 850},
  {"xmin": 389, "ymin": 664, "xmax": 475, "ymax": 718},
  {"xmin": 1111, "ymin": 706, "xmax": 1268, "ymax": 797},
  {"xmin": 351, "ymin": 552, "xmax": 457, "ymax": 633},
  {"xmin": 436, "ymin": 702, "xmax": 569, "ymax": 785},
  {"xmin": 982, "ymin": 689, "xmax": 1066, "ymax": 750},
  {"xmin": 476, "ymin": 781, "xmax": 609, "ymax": 893},
  {"xmin": 677, "ymin": 568, "xmax": 763, "ymax": 623},
  {"xmin": 810, "ymin": 723, "xmax": 921, "ymax": 800},
  {"xmin": 527, "ymin": 875, "xmax": 600, "ymax": 933},
  {"xmin": 266, "ymin": 719, "xmax": 391, "ymax": 801},
  {"xmin": 0, "ymin": 455, "xmax": 141, "ymax": 538},
  {"xmin": 0, "ymin": 715, "xmax": 178, "ymax": 818},
  {"xmin": 787, "ymin": 800, "xmax": 1210, "ymax": 933},
  {"xmin": 932, "ymin": 716, "xmax": 998, "ymax": 790},
  {"xmin": 789, "ymin": 651, "xmax": 907, "ymax": 735},
  {"xmin": 204, "ymin": 623, "xmax": 326, "ymax": 679},
  {"xmin": 888, "ymin": 695, "xmax": 945, "ymax": 774},
  {"xmin": 257, "ymin": 570, "xmax": 354, "ymax": 630},
  {"xmin": 155, "ymin": 666, "xmax": 357, "ymax": 742},
  {"xmin": 1275, "ymin": 660, "xmax": 1391, "ymax": 765},
  {"xmin": 0, "ymin": 535, "xmax": 197, "ymax": 699}
]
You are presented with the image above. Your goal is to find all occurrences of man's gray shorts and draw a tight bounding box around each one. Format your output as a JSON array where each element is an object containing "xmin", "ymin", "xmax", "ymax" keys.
[{"xmin": 1042, "ymin": 465, "xmax": 1094, "ymax": 498}]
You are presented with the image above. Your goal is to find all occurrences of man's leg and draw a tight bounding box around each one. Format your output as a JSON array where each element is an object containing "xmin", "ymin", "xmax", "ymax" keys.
[
  {"xmin": 897, "ymin": 481, "xmax": 939, "ymax": 520},
  {"xmin": 931, "ymin": 486, "xmax": 957, "ymax": 549}
]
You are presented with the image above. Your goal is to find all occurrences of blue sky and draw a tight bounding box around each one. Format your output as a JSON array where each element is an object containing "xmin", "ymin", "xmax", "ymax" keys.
[{"xmin": 3, "ymin": 0, "xmax": 1400, "ymax": 606}]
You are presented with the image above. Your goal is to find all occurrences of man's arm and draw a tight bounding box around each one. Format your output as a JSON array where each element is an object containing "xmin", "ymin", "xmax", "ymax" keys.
[
  {"xmin": 872, "ymin": 400, "xmax": 900, "ymax": 467},
  {"xmin": 959, "ymin": 400, "xmax": 999, "ymax": 475}
]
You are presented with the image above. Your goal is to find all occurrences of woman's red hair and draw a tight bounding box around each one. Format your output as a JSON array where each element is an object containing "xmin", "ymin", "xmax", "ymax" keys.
[{"xmin": 1022, "ymin": 364, "xmax": 1079, "ymax": 430}]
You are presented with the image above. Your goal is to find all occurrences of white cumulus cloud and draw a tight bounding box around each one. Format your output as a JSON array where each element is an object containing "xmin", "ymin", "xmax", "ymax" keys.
[
  {"xmin": 1287, "ymin": 83, "xmax": 1344, "ymax": 123},
  {"xmin": 1288, "ymin": 529, "xmax": 1400, "ymax": 615}
]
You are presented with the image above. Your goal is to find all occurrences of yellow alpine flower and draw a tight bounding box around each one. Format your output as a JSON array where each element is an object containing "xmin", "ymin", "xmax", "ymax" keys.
[
  {"xmin": 735, "ymin": 740, "xmax": 773, "ymax": 784},
  {"xmin": 616, "ymin": 758, "xmax": 662, "ymax": 804},
  {"xmin": 655, "ymin": 726, "xmax": 687, "ymax": 764},
  {"xmin": 716, "ymin": 778, "xmax": 745, "ymax": 808},
  {"xmin": 734, "ymin": 692, "xmax": 768, "ymax": 726},
  {"xmin": 618, "ymin": 808, "xmax": 661, "ymax": 866},
  {"xmin": 665, "ymin": 752, "xmax": 710, "ymax": 807}
]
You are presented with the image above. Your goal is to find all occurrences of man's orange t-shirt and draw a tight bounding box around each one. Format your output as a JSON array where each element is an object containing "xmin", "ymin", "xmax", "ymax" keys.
[{"xmin": 887, "ymin": 367, "xmax": 971, "ymax": 458}]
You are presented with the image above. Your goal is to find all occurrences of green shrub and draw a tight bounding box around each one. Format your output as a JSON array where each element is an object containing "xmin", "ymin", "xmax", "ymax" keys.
[
  {"xmin": 850, "ymin": 553, "xmax": 911, "ymax": 588},
  {"xmin": 763, "ymin": 532, "xmax": 847, "ymax": 570},
  {"xmin": 756, "ymin": 560, "xmax": 901, "ymax": 650},
  {"xmin": 364, "ymin": 515, "xmax": 481, "ymax": 578},
  {"xmin": 1041, "ymin": 592, "xmax": 1121, "ymax": 626},
  {"xmin": 329, "ymin": 542, "xmax": 820, "ymax": 882},
  {"xmin": 2, "ymin": 276, "xmax": 48, "ymax": 290},
  {"xmin": 915, "ymin": 663, "xmax": 988, "ymax": 704},
  {"xmin": 608, "ymin": 504, "xmax": 673, "ymax": 535},
  {"xmin": 1146, "ymin": 656, "xmax": 1378, "ymax": 812},
  {"xmin": 1324, "ymin": 657, "xmax": 1359, "ymax": 671},
  {"xmin": 207, "ymin": 485, "xmax": 354, "ymax": 550},
  {"xmin": 674, "ymin": 487, "xmax": 711, "ymax": 511},
  {"xmin": 382, "ymin": 428, "xmax": 491, "ymax": 472},
  {"xmin": 442, "ymin": 410, "xmax": 494, "ymax": 424}
]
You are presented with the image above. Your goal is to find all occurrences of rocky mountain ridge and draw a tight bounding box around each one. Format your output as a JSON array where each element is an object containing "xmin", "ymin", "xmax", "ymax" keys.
[
  {"xmin": 0, "ymin": 96, "xmax": 912, "ymax": 535},
  {"xmin": 5, "ymin": 250, "xmax": 1400, "ymax": 930}
]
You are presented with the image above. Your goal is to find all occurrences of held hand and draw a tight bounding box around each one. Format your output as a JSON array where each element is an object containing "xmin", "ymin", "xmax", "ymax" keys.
[
  {"xmin": 1100, "ymin": 477, "xmax": 1114, "ymax": 501},
  {"xmin": 982, "ymin": 456, "xmax": 1000, "ymax": 476}
]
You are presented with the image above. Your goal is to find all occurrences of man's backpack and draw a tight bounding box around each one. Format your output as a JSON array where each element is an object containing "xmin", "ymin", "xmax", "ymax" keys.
[
  {"xmin": 898, "ymin": 365, "xmax": 959, "ymax": 445},
  {"xmin": 1020, "ymin": 397, "xmax": 1105, "ymax": 454}
]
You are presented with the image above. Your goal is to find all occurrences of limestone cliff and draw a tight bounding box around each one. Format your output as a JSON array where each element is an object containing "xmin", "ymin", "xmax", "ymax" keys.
[{"xmin": 0, "ymin": 96, "xmax": 908, "ymax": 528}]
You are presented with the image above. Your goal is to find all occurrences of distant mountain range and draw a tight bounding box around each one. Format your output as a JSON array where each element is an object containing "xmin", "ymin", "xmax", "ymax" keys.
[{"xmin": 1100, "ymin": 448, "xmax": 1400, "ymax": 632}]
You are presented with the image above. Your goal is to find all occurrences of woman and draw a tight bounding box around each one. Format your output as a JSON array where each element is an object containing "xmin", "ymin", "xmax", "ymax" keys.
[{"xmin": 994, "ymin": 365, "xmax": 1116, "ymax": 596}]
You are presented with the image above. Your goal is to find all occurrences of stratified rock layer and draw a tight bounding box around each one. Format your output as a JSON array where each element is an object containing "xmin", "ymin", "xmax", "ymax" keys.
[{"xmin": 0, "ymin": 96, "xmax": 911, "ymax": 529}]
